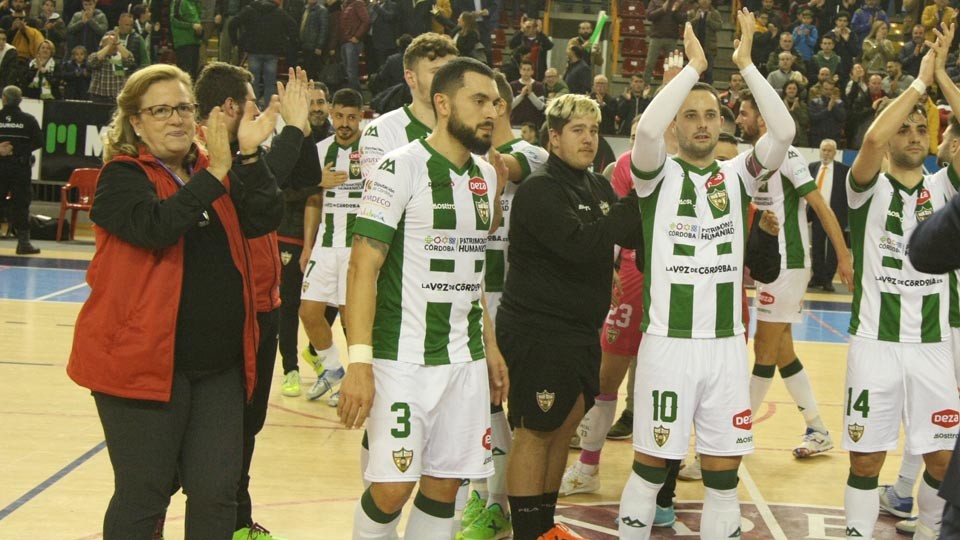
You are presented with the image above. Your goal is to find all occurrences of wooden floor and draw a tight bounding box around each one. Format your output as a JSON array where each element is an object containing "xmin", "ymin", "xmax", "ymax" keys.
[{"xmin": 0, "ymin": 234, "xmax": 911, "ymax": 539}]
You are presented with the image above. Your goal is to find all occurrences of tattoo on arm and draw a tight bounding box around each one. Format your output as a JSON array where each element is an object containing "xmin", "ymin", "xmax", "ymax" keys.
[{"xmin": 355, "ymin": 235, "xmax": 390, "ymax": 258}]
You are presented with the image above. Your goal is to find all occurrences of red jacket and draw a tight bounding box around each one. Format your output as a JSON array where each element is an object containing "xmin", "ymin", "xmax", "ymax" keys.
[
  {"xmin": 338, "ymin": 0, "xmax": 370, "ymax": 45},
  {"xmin": 67, "ymin": 150, "xmax": 260, "ymax": 402},
  {"xmin": 249, "ymin": 233, "xmax": 282, "ymax": 312}
]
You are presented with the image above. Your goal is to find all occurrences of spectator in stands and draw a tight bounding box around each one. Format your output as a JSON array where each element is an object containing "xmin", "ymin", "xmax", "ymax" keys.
[
  {"xmin": 0, "ymin": 0, "xmax": 24, "ymax": 31},
  {"xmin": 60, "ymin": 44, "xmax": 90, "ymax": 99},
  {"xmin": 66, "ymin": 0, "xmax": 106, "ymax": 63},
  {"xmin": 922, "ymin": 0, "xmax": 956, "ymax": 42},
  {"xmin": 687, "ymin": 0, "xmax": 721, "ymax": 83},
  {"xmin": 39, "ymin": 1, "xmax": 64, "ymax": 56},
  {"xmin": 87, "ymin": 30, "xmax": 136, "ymax": 103},
  {"xmin": 301, "ymin": 0, "xmax": 330, "ymax": 82},
  {"xmin": 808, "ymin": 66, "xmax": 834, "ymax": 98},
  {"xmin": 509, "ymin": 16, "xmax": 552, "ymax": 80},
  {"xmin": 563, "ymin": 44, "xmax": 591, "ymax": 94},
  {"xmin": 848, "ymin": 72, "xmax": 885, "ymax": 148},
  {"xmin": 809, "ymin": 76, "xmax": 845, "ymax": 145},
  {"xmin": 719, "ymin": 71, "xmax": 744, "ymax": 115},
  {"xmin": 792, "ymin": 8, "xmax": 818, "ymax": 62},
  {"xmin": 338, "ymin": 0, "xmax": 369, "ymax": 91},
  {"xmin": 213, "ymin": 0, "xmax": 239, "ymax": 65},
  {"xmin": 860, "ymin": 20, "xmax": 893, "ymax": 76},
  {"xmin": 615, "ymin": 73, "xmax": 650, "ymax": 135},
  {"xmin": 802, "ymin": 0, "xmax": 831, "ymax": 33},
  {"xmin": 760, "ymin": 0, "xmax": 786, "ymax": 27},
  {"xmin": 542, "ymin": 66, "xmax": 568, "ymax": 100},
  {"xmin": 643, "ymin": 0, "xmax": 683, "ymax": 85},
  {"xmin": 767, "ymin": 52, "xmax": 805, "ymax": 94},
  {"xmin": 429, "ymin": 0, "xmax": 454, "ymax": 34},
  {"xmin": 510, "ymin": 58, "xmax": 546, "ymax": 128},
  {"xmin": 766, "ymin": 32, "xmax": 806, "ymax": 77},
  {"xmin": 398, "ymin": 0, "xmax": 432, "ymax": 37},
  {"xmin": 783, "ymin": 79, "xmax": 809, "ymax": 146},
  {"xmin": 0, "ymin": 29, "xmax": 22, "ymax": 90},
  {"xmin": 844, "ymin": 62, "xmax": 866, "ymax": 103},
  {"xmin": 851, "ymin": 0, "xmax": 888, "ymax": 42},
  {"xmin": 828, "ymin": 11, "xmax": 858, "ymax": 76},
  {"xmin": 369, "ymin": 33, "xmax": 410, "ymax": 95},
  {"xmin": 881, "ymin": 59, "xmax": 914, "ymax": 98},
  {"xmin": 520, "ymin": 120, "xmax": 538, "ymax": 144},
  {"xmin": 899, "ymin": 24, "xmax": 928, "ymax": 78},
  {"xmin": 230, "ymin": 0, "xmax": 298, "ymax": 105},
  {"xmin": 453, "ymin": 11, "xmax": 483, "ymax": 60},
  {"xmin": 23, "ymin": 38, "xmax": 57, "ymax": 98},
  {"xmin": 813, "ymin": 33, "xmax": 841, "ymax": 78},
  {"xmin": 567, "ymin": 20, "xmax": 602, "ymax": 75},
  {"xmin": 170, "ymin": 0, "xmax": 202, "ymax": 79},
  {"xmin": 590, "ymin": 73, "xmax": 617, "ymax": 134},
  {"xmin": 131, "ymin": 3, "xmax": 153, "ymax": 65},
  {"xmin": 367, "ymin": 0, "xmax": 395, "ymax": 76},
  {"xmin": 116, "ymin": 12, "xmax": 144, "ymax": 69},
  {"xmin": 753, "ymin": 12, "xmax": 779, "ymax": 74},
  {"xmin": 308, "ymin": 80, "xmax": 333, "ymax": 138},
  {"xmin": 9, "ymin": 10, "xmax": 43, "ymax": 60}
]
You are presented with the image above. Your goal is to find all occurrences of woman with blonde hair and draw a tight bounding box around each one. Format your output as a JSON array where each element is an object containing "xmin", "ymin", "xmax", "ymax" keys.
[
  {"xmin": 861, "ymin": 20, "xmax": 894, "ymax": 75},
  {"xmin": 453, "ymin": 11, "xmax": 483, "ymax": 61},
  {"xmin": 23, "ymin": 39, "xmax": 58, "ymax": 99},
  {"xmin": 67, "ymin": 63, "xmax": 283, "ymax": 540}
]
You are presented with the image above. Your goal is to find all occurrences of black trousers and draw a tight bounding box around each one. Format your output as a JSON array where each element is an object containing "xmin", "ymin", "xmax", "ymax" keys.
[
  {"xmin": 657, "ymin": 459, "xmax": 682, "ymax": 507},
  {"xmin": 175, "ymin": 44, "xmax": 201, "ymax": 79},
  {"xmin": 943, "ymin": 503, "xmax": 960, "ymax": 538},
  {"xmin": 94, "ymin": 366, "xmax": 244, "ymax": 540},
  {"xmin": 811, "ymin": 221, "xmax": 847, "ymax": 286},
  {"xmin": 236, "ymin": 308, "xmax": 280, "ymax": 528},
  {"xmin": 0, "ymin": 166, "xmax": 31, "ymax": 232},
  {"xmin": 277, "ymin": 240, "xmax": 340, "ymax": 374}
]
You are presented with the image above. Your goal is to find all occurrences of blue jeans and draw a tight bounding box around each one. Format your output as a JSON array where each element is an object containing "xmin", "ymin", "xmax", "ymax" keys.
[
  {"xmin": 340, "ymin": 41, "xmax": 361, "ymax": 91},
  {"xmin": 247, "ymin": 54, "xmax": 278, "ymax": 106}
]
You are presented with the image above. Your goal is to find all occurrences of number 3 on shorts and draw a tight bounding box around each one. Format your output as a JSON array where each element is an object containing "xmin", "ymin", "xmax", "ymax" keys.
[
  {"xmin": 846, "ymin": 388, "xmax": 870, "ymax": 418},
  {"xmin": 391, "ymin": 402, "xmax": 411, "ymax": 438}
]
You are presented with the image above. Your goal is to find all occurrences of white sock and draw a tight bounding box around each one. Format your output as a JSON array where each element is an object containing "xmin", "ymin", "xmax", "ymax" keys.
[
  {"xmin": 488, "ymin": 408, "xmax": 512, "ymax": 510},
  {"xmin": 701, "ymin": 487, "xmax": 741, "ymax": 540},
  {"xmin": 353, "ymin": 489, "xmax": 401, "ymax": 540},
  {"xmin": 453, "ymin": 480, "xmax": 469, "ymax": 531},
  {"xmin": 577, "ymin": 395, "xmax": 616, "ymax": 475},
  {"xmin": 361, "ymin": 432, "xmax": 370, "ymax": 489},
  {"xmin": 750, "ymin": 364, "xmax": 776, "ymax": 416},
  {"xmin": 319, "ymin": 343, "xmax": 342, "ymax": 371},
  {"xmin": 780, "ymin": 359, "xmax": 827, "ymax": 432},
  {"xmin": 916, "ymin": 472, "xmax": 945, "ymax": 540},
  {"xmin": 405, "ymin": 492, "xmax": 455, "ymax": 540},
  {"xmin": 894, "ymin": 454, "xmax": 923, "ymax": 498},
  {"xmin": 473, "ymin": 479, "xmax": 489, "ymax": 501},
  {"xmin": 618, "ymin": 464, "xmax": 664, "ymax": 539},
  {"xmin": 845, "ymin": 473, "xmax": 879, "ymax": 539}
]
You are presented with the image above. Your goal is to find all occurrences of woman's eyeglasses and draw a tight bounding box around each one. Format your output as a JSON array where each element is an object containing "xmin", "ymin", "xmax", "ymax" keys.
[{"xmin": 139, "ymin": 103, "xmax": 198, "ymax": 120}]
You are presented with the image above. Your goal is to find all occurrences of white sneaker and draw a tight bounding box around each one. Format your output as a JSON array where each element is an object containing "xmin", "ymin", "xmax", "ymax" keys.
[
  {"xmin": 559, "ymin": 462, "xmax": 600, "ymax": 496},
  {"xmin": 307, "ymin": 367, "xmax": 345, "ymax": 400},
  {"xmin": 327, "ymin": 390, "xmax": 340, "ymax": 408},
  {"xmin": 793, "ymin": 428, "xmax": 834, "ymax": 458},
  {"xmin": 677, "ymin": 454, "xmax": 702, "ymax": 481},
  {"xmin": 895, "ymin": 517, "xmax": 917, "ymax": 534}
]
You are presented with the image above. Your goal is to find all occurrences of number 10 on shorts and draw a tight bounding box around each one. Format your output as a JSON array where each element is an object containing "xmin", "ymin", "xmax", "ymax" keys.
[{"xmin": 652, "ymin": 390, "xmax": 678, "ymax": 422}]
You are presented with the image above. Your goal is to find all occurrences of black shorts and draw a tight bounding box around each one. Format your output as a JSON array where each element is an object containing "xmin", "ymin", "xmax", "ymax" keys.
[{"xmin": 497, "ymin": 326, "xmax": 600, "ymax": 432}]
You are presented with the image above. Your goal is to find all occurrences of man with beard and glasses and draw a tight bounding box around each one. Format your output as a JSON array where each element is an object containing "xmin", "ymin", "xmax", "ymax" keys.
[
  {"xmin": 736, "ymin": 86, "xmax": 852, "ymax": 460},
  {"xmin": 339, "ymin": 57, "xmax": 509, "ymax": 540},
  {"xmin": 299, "ymin": 88, "xmax": 365, "ymax": 402},
  {"xmin": 496, "ymin": 91, "xmax": 642, "ymax": 540},
  {"xmin": 619, "ymin": 12, "xmax": 795, "ymax": 538},
  {"xmin": 842, "ymin": 26, "xmax": 960, "ymax": 540}
]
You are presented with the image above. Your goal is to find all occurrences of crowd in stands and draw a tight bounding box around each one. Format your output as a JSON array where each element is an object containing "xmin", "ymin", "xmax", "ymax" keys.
[{"xmin": 1, "ymin": 0, "xmax": 959, "ymax": 152}]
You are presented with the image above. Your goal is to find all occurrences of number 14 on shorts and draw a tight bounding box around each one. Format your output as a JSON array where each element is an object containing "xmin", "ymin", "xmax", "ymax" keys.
[{"xmin": 845, "ymin": 388, "xmax": 870, "ymax": 443}]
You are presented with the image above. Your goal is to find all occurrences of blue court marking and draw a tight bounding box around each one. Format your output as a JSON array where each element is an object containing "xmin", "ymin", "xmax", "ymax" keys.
[
  {"xmin": 0, "ymin": 440, "xmax": 107, "ymax": 522},
  {"xmin": 0, "ymin": 267, "xmax": 88, "ymax": 300},
  {"xmin": 41, "ymin": 285, "xmax": 91, "ymax": 303},
  {"xmin": 747, "ymin": 307, "xmax": 851, "ymax": 344},
  {"xmin": 0, "ymin": 256, "xmax": 90, "ymax": 270}
]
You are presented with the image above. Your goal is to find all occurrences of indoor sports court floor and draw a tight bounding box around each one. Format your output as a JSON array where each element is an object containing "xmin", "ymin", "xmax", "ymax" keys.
[{"xmin": 0, "ymin": 236, "xmax": 911, "ymax": 539}]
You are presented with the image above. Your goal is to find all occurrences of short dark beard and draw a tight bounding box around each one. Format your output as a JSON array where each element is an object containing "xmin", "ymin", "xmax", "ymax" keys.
[
  {"xmin": 448, "ymin": 108, "xmax": 492, "ymax": 155},
  {"xmin": 890, "ymin": 149, "xmax": 925, "ymax": 170}
]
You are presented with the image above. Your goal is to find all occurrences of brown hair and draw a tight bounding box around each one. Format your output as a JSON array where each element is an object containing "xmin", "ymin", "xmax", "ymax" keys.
[{"xmin": 403, "ymin": 32, "xmax": 458, "ymax": 71}]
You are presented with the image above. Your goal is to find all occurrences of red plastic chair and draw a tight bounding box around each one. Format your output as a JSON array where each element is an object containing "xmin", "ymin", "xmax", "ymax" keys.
[
  {"xmin": 57, "ymin": 168, "xmax": 100, "ymax": 241},
  {"xmin": 621, "ymin": 1, "xmax": 646, "ymax": 18},
  {"xmin": 621, "ymin": 58, "xmax": 643, "ymax": 78},
  {"xmin": 621, "ymin": 21, "xmax": 646, "ymax": 37},
  {"xmin": 621, "ymin": 37, "xmax": 647, "ymax": 57}
]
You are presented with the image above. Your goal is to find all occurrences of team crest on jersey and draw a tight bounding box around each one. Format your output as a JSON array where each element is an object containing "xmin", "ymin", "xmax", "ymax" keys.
[
  {"xmin": 606, "ymin": 326, "xmax": 620, "ymax": 343},
  {"xmin": 653, "ymin": 425, "xmax": 670, "ymax": 447},
  {"xmin": 302, "ymin": 282, "xmax": 309, "ymax": 293},
  {"xmin": 848, "ymin": 423, "xmax": 864, "ymax": 443},
  {"xmin": 392, "ymin": 448, "xmax": 414, "ymax": 472},
  {"xmin": 915, "ymin": 188, "xmax": 934, "ymax": 222},
  {"xmin": 705, "ymin": 172, "xmax": 728, "ymax": 213},
  {"xmin": 470, "ymin": 177, "xmax": 490, "ymax": 226},
  {"xmin": 280, "ymin": 251, "xmax": 292, "ymax": 265},
  {"xmin": 537, "ymin": 390, "xmax": 555, "ymax": 412}
]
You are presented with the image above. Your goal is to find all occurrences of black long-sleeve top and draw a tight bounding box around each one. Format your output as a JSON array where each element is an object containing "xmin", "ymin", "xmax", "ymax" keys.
[
  {"xmin": 496, "ymin": 153, "xmax": 642, "ymax": 345},
  {"xmin": 91, "ymin": 156, "xmax": 283, "ymax": 374}
]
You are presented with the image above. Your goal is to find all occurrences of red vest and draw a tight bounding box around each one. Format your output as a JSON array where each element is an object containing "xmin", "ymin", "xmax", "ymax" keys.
[
  {"xmin": 249, "ymin": 233, "xmax": 282, "ymax": 312},
  {"xmin": 67, "ymin": 149, "xmax": 259, "ymax": 402}
]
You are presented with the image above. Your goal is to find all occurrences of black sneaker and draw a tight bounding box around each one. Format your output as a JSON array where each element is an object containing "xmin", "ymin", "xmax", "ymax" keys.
[
  {"xmin": 606, "ymin": 410, "xmax": 633, "ymax": 439},
  {"xmin": 822, "ymin": 282, "xmax": 836, "ymax": 292},
  {"xmin": 16, "ymin": 242, "xmax": 40, "ymax": 255}
]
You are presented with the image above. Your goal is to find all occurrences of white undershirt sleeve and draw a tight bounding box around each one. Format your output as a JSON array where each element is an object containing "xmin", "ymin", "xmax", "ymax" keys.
[
  {"xmin": 631, "ymin": 65, "xmax": 700, "ymax": 173},
  {"xmin": 741, "ymin": 64, "xmax": 796, "ymax": 170}
]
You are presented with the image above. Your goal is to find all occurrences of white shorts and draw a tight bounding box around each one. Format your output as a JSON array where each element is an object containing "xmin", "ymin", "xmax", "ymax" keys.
[
  {"xmin": 842, "ymin": 336, "xmax": 960, "ymax": 455},
  {"xmin": 365, "ymin": 360, "xmax": 494, "ymax": 482},
  {"xmin": 300, "ymin": 245, "xmax": 351, "ymax": 305},
  {"xmin": 952, "ymin": 327, "xmax": 960, "ymax": 385},
  {"xmin": 633, "ymin": 334, "xmax": 754, "ymax": 459},
  {"xmin": 755, "ymin": 267, "xmax": 810, "ymax": 323},
  {"xmin": 483, "ymin": 292, "xmax": 502, "ymax": 324}
]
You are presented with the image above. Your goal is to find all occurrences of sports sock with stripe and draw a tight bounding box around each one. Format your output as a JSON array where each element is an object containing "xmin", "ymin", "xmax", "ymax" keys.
[
  {"xmin": 618, "ymin": 461, "xmax": 666, "ymax": 539},
  {"xmin": 353, "ymin": 488, "xmax": 401, "ymax": 539},
  {"xmin": 844, "ymin": 471, "xmax": 879, "ymax": 539},
  {"xmin": 701, "ymin": 469, "xmax": 741, "ymax": 539},
  {"xmin": 749, "ymin": 363, "xmax": 776, "ymax": 416},
  {"xmin": 405, "ymin": 491, "xmax": 456, "ymax": 540},
  {"xmin": 915, "ymin": 470, "xmax": 945, "ymax": 540},
  {"xmin": 894, "ymin": 453, "xmax": 923, "ymax": 498},
  {"xmin": 780, "ymin": 358, "xmax": 827, "ymax": 433},
  {"xmin": 488, "ymin": 404, "xmax": 512, "ymax": 510}
]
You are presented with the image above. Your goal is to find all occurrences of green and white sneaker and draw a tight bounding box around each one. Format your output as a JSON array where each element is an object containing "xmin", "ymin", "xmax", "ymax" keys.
[
  {"xmin": 461, "ymin": 490, "xmax": 487, "ymax": 529},
  {"xmin": 301, "ymin": 346, "xmax": 322, "ymax": 374},
  {"xmin": 280, "ymin": 370, "xmax": 301, "ymax": 397},
  {"xmin": 457, "ymin": 504, "xmax": 511, "ymax": 540},
  {"xmin": 233, "ymin": 523, "xmax": 284, "ymax": 539}
]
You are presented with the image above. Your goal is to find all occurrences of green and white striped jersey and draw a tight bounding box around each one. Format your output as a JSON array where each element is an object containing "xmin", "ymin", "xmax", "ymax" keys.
[
  {"xmin": 353, "ymin": 139, "xmax": 498, "ymax": 365},
  {"xmin": 485, "ymin": 138, "xmax": 548, "ymax": 293},
  {"xmin": 359, "ymin": 105, "xmax": 432, "ymax": 180},
  {"xmin": 631, "ymin": 151, "xmax": 772, "ymax": 338},
  {"xmin": 315, "ymin": 136, "xmax": 363, "ymax": 248},
  {"xmin": 750, "ymin": 146, "xmax": 817, "ymax": 269},
  {"xmin": 847, "ymin": 168, "xmax": 959, "ymax": 343}
]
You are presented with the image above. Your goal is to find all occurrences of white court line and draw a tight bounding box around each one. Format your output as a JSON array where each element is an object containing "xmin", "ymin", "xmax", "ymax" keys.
[
  {"xmin": 740, "ymin": 463, "xmax": 788, "ymax": 540},
  {"xmin": 33, "ymin": 282, "xmax": 89, "ymax": 302}
]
